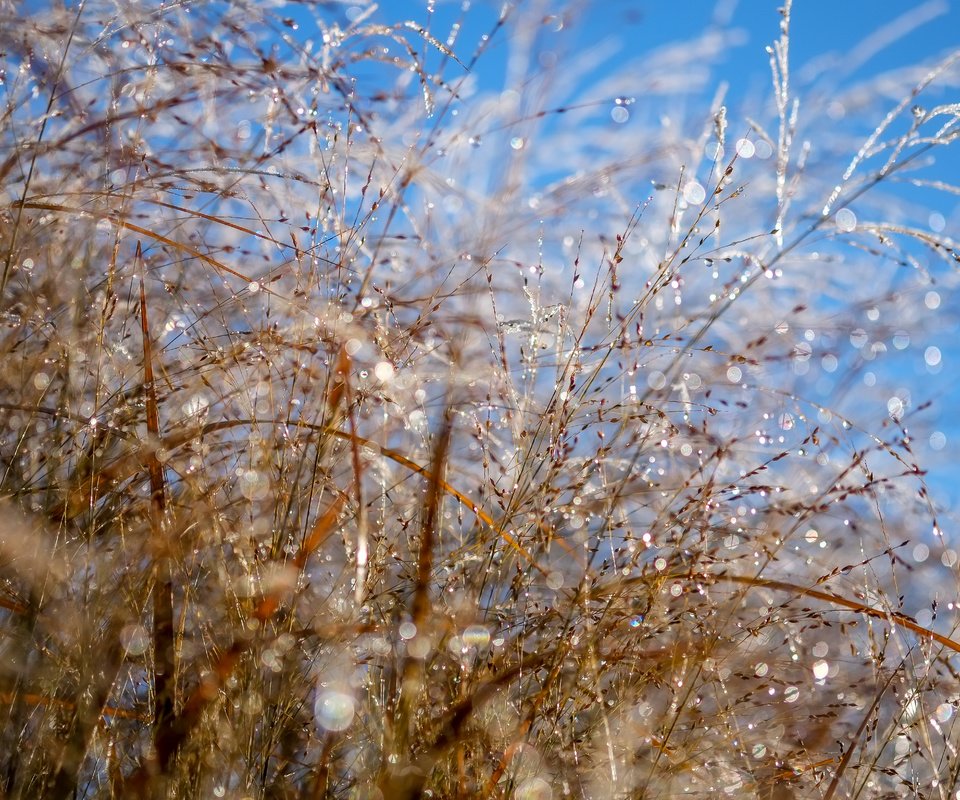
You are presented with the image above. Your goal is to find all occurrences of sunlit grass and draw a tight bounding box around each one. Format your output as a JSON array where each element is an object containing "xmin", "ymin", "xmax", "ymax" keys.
[{"xmin": 1, "ymin": 1, "xmax": 959, "ymax": 797}]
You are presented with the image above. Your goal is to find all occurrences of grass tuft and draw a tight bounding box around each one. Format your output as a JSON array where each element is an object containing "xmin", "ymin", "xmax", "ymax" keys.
[{"xmin": 1, "ymin": 1, "xmax": 959, "ymax": 797}]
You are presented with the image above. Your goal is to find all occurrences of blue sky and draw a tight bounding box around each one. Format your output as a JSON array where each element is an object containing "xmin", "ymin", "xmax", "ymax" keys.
[{"xmin": 367, "ymin": 1, "xmax": 960, "ymax": 94}]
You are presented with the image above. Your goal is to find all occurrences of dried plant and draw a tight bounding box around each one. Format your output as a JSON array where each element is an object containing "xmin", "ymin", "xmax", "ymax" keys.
[{"xmin": 1, "ymin": 1, "xmax": 959, "ymax": 798}]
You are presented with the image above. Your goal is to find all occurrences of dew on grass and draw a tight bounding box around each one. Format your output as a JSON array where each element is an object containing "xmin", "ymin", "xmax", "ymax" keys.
[
  {"xmin": 723, "ymin": 776, "xmax": 743, "ymax": 794},
  {"xmin": 120, "ymin": 624, "xmax": 150, "ymax": 656},
  {"xmin": 647, "ymin": 371, "xmax": 666, "ymax": 390},
  {"xmin": 754, "ymin": 139, "xmax": 774, "ymax": 159},
  {"xmin": 682, "ymin": 181, "xmax": 705, "ymax": 205},
  {"xmin": 315, "ymin": 690, "xmax": 355, "ymax": 732},
  {"xmin": 835, "ymin": 208, "xmax": 856, "ymax": 232},
  {"xmin": 850, "ymin": 329, "xmax": 868, "ymax": 348},
  {"xmin": 462, "ymin": 625, "xmax": 490, "ymax": 647},
  {"xmin": 515, "ymin": 777, "xmax": 552, "ymax": 800},
  {"xmin": 887, "ymin": 396, "xmax": 905, "ymax": 419}
]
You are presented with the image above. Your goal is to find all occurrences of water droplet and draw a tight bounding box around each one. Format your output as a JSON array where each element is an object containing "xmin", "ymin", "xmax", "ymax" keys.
[
  {"xmin": 835, "ymin": 208, "xmax": 857, "ymax": 232},
  {"xmin": 314, "ymin": 690, "xmax": 355, "ymax": 732},
  {"xmin": 682, "ymin": 181, "xmax": 705, "ymax": 205},
  {"xmin": 515, "ymin": 777, "xmax": 552, "ymax": 800},
  {"xmin": 849, "ymin": 329, "xmax": 868, "ymax": 348},
  {"xmin": 887, "ymin": 396, "xmax": 905, "ymax": 419},
  {"xmin": 647, "ymin": 371, "xmax": 666, "ymax": 390}
]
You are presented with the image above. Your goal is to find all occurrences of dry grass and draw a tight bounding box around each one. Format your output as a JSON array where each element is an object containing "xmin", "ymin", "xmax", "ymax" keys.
[{"xmin": 1, "ymin": 1, "xmax": 960, "ymax": 798}]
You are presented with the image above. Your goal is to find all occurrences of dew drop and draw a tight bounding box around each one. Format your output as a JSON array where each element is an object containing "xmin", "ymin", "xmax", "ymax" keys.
[
  {"xmin": 462, "ymin": 625, "xmax": 490, "ymax": 647},
  {"xmin": 835, "ymin": 208, "xmax": 856, "ymax": 232},
  {"xmin": 682, "ymin": 181, "xmax": 705, "ymax": 205},
  {"xmin": 314, "ymin": 690, "xmax": 355, "ymax": 732},
  {"xmin": 515, "ymin": 777, "xmax": 552, "ymax": 800}
]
